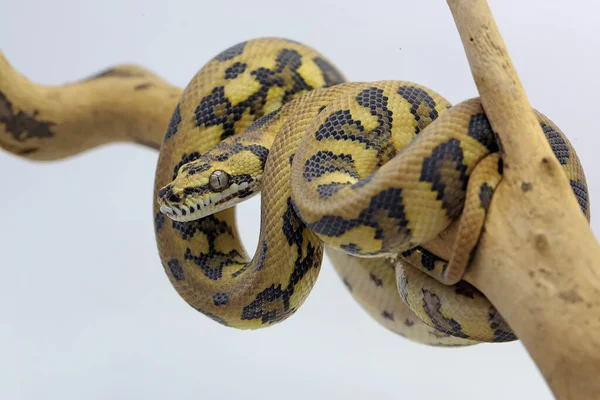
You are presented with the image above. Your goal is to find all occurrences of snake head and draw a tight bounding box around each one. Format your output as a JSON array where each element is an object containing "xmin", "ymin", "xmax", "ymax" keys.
[{"xmin": 157, "ymin": 144, "xmax": 265, "ymax": 222}]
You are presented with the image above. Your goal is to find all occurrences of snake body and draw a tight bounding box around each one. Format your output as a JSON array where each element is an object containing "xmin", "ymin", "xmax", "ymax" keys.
[{"xmin": 0, "ymin": 38, "xmax": 590, "ymax": 346}]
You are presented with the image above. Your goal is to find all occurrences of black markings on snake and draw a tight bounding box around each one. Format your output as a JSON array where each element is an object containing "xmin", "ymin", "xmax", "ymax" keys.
[
  {"xmin": 420, "ymin": 138, "xmax": 469, "ymax": 220},
  {"xmin": 479, "ymin": 183, "xmax": 493, "ymax": 211},
  {"xmin": 397, "ymin": 86, "xmax": 438, "ymax": 134},
  {"xmin": 0, "ymin": 91, "xmax": 55, "ymax": 142},
  {"xmin": 315, "ymin": 110, "xmax": 367, "ymax": 144},
  {"xmin": 541, "ymin": 122, "xmax": 569, "ymax": 165},
  {"xmin": 422, "ymin": 289, "xmax": 469, "ymax": 339},
  {"xmin": 182, "ymin": 162, "xmax": 211, "ymax": 177},
  {"xmin": 252, "ymin": 49, "xmax": 313, "ymax": 102},
  {"xmin": 213, "ymin": 292, "xmax": 230, "ymax": 306},
  {"xmin": 241, "ymin": 285, "xmax": 288, "ymax": 324},
  {"xmin": 182, "ymin": 185, "xmax": 207, "ymax": 197},
  {"xmin": 241, "ymin": 198, "xmax": 321, "ymax": 324},
  {"xmin": 224, "ymin": 62, "xmax": 247, "ymax": 80},
  {"xmin": 303, "ymin": 151, "xmax": 358, "ymax": 182},
  {"xmin": 313, "ymin": 57, "xmax": 345, "ymax": 87},
  {"xmin": 569, "ymin": 179, "xmax": 589, "ymax": 215},
  {"xmin": 242, "ymin": 240, "xmax": 318, "ymax": 323},
  {"xmin": 314, "ymin": 87, "xmax": 395, "ymax": 164},
  {"xmin": 231, "ymin": 174, "xmax": 254, "ymax": 186},
  {"xmin": 256, "ymin": 240, "xmax": 268, "ymax": 271},
  {"xmin": 172, "ymin": 216, "xmax": 243, "ymax": 280},
  {"xmin": 340, "ymin": 243, "xmax": 371, "ymax": 255},
  {"xmin": 234, "ymin": 144, "xmax": 269, "ymax": 167},
  {"xmin": 184, "ymin": 247, "xmax": 242, "ymax": 281},
  {"xmin": 193, "ymin": 87, "xmax": 236, "ymax": 140},
  {"xmin": 282, "ymin": 198, "xmax": 304, "ymax": 246},
  {"xmin": 238, "ymin": 188, "xmax": 255, "ymax": 199},
  {"xmin": 172, "ymin": 152, "xmax": 202, "ymax": 180},
  {"xmin": 188, "ymin": 141, "xmax": 269, "ymax": 173},
  {"xmin": 408, "ymin": 247, "xmax": 446, "ymax": 275},
  {"xmin": 381, "ymin": 311, "xmax": 394, "ymax": 320},
  {"xmin": 164, "ymin": 103, "xmax": 182, "ymax": 142},
  {"xmin": 404, "ymin": 319, "xmax": 414, "ymax": 327},
  {"xmin": 196, "ymin": 49, "xmax": 314, "ymax": 140},
  {"xmin": 308, "ymin": 188, "xmax": 412, "ymax": 253},
  {"xmin": 172, "ymin": 214, "xmax": 232, "ymax": 241},
  {"xmin": 231, "ymin": 262, "xmax": 251, "ymax": 279},
  {"xmin": 489, "ymin": 306, "xmax": 517, "ymax": 342},
  {"xmin": 157, "ymin": 184, "xmax": 179, "ymax": 204},
  {"xmin": 369, "ymin": 272, "xmax": 383, "ymax": 287},
  {"xmin": 167, "ymin": 258, "xmax": 185, "ymax": 281},
  {"xmin": 467, "ymin": 113, "xmax": 498, "ymax": 152},
  {"xmin": 154, "ymin": 212, "xmax": 166, "ymax": 233},
  {"xmin": 214, "ymin": 41, "xmax": 247, "ymax": 62},
  {"xmin": 317, "ymin": 182, "xmax": 351, "ymax": 199},
  {"xmin": 245, "ymin": 108, "xmax": 282, "ymax": 133},
  {"xmin": 355, "ymin": 87, "xmax": 396, "ymax": 162},
  {"xmin": 521, "ymin": 182, "xmax": 533, "ymax": 192},
  {"xmin": 497, "ymin": 158, "xmax": 504, "ymax": 174}
]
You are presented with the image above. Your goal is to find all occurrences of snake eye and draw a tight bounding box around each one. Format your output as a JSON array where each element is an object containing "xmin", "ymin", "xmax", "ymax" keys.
[{"xmin": 209, "ymin": 170, "xmax": 230, "ymax": 192}]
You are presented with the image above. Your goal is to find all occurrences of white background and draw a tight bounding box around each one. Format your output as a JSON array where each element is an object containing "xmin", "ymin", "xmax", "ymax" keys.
[{"xmin": 1, "ymin": 1, "xmax": 598, "ymax": 399}]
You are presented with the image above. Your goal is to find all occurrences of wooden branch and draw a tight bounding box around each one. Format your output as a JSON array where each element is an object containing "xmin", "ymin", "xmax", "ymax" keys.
[
  {"xmin": 440, "ymin": 1, "xmax": 600, "ymax": 398},
  {"xmin": 0, "ymin": 53, "xmax": 181, "ymax": 160}
]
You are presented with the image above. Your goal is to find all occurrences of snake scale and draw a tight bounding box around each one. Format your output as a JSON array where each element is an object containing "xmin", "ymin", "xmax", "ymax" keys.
[{"xmin": 0, "ymin": 38, "xmax": 590, "ymax": 346}]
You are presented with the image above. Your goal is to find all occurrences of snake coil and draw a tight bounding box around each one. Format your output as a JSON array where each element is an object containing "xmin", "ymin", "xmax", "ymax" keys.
[{"xmin": 0, "ymin": 38, "xmax": 590, "ymax": 346}]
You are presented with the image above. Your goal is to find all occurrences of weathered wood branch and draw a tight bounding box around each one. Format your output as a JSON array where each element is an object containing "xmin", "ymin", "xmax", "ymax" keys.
[{"xmin": 437, "ymin": 1, "xmax": 600, "ymax": 398}]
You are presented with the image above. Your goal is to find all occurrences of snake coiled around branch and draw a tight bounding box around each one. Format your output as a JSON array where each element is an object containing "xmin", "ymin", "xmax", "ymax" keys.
[{"xmin": 0, "ymin": 38, "xmax": 590, "ymax": 346}]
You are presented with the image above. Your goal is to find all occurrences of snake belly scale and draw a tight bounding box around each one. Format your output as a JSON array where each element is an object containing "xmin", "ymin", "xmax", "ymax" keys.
[{"xmin": 0, "ymin": 38, "xmax": 590, "ymax": 346}]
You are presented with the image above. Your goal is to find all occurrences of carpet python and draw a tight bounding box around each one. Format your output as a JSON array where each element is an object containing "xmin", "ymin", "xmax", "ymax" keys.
[{"xmin": 0, "ymin": 38, "xmax": 590, "ymax": 346}]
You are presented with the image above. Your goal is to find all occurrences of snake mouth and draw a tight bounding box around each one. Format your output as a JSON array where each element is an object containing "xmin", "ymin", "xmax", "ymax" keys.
[{"xmin": 159, "ymin": 180, "xmax": 258, "ymax": 222}]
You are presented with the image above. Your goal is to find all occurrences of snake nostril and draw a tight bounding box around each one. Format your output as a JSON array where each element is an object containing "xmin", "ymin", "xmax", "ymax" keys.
[
  {"xmin": 158, "ymin": 185, "xmax": 170, "ymax": 199},
  {"xmin": 158, "ymin": 185, "xmax": 181, "ymax": 204}
]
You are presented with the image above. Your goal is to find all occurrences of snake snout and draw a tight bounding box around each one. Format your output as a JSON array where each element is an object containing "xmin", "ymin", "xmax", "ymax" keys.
[
  {"xmin": 157, "ymin": 184, "xmax": 182, "ymax": 206},
  {"xmin": 157, "ymin": 184, "xmax": 192, "ymax": 220}
]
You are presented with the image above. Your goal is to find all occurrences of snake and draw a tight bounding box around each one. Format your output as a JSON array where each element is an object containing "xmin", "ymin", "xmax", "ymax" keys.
[{"xmin": 0, "ymin": 37, "xmax": 590, "ymax": 346}]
